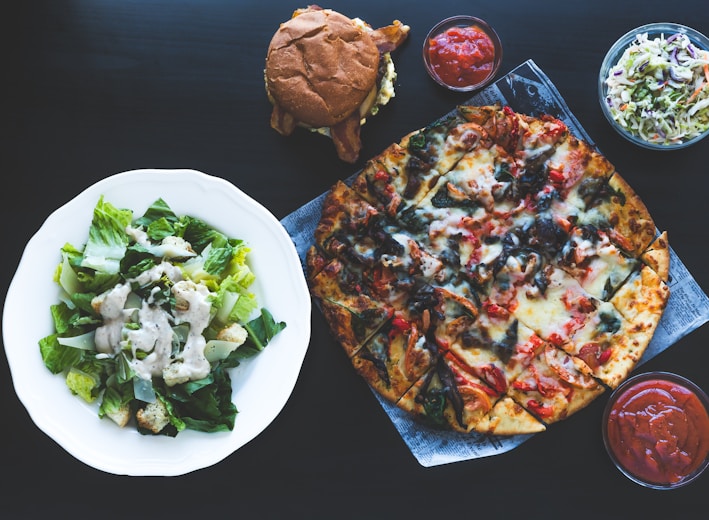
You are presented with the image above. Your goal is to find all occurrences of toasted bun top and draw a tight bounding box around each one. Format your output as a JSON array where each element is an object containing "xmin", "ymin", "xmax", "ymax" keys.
[{"xmin": 265, "ymin": 8, "xmax": 380, "ymax": 128}]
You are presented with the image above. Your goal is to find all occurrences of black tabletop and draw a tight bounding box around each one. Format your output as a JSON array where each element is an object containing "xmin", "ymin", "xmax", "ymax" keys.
[{"xmin": 3, "ymin": 1, "xmax": 709, "ymax": 517}]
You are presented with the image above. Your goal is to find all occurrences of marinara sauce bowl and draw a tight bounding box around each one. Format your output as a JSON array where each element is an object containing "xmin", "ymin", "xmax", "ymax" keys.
[
  {"xmin": 602, "ymin": 371, "xmax": 709, "ymax": 489},
  {"xmin": 423, "ymin": 15, "xmax": 503, "ymax": 92}
]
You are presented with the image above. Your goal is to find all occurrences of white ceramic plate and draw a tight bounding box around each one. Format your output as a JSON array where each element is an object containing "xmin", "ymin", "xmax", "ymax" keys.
[{"xmin": 3, "ymin": 169, "xmax": 311, "ymax": 476}]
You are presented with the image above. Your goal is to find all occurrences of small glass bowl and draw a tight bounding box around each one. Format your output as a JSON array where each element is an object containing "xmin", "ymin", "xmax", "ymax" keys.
[
  {"xmin": 598, "ymin": 22, "xmax": 709, "ymax": 150},
  {"xmin": 422, "ymin": 15, "xmax": 503, "ymax": 92},
  {"xmin": 602, "ymin": 371, "xmax": 709, "ymax": 489}
]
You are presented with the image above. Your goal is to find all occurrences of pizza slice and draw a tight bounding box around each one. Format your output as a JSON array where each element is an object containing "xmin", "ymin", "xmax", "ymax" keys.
[
  {"xmin": 433, "ymin": 284, "xmax": 542, "ymax": 393},
  {"xmin": 396, "ymin": 353, "xmax": 545, "ymax": 434},
  {"xmin": 403, "ymin": 110, "xmax": 494, "ymax": 174},
  {"xmin": 312, "ymin": 181, "xmax": 447, "ymax": 292},
  {"xmin": 306, "ymin": 250, "xmax": 394, "ymax": 357},
  {"xmin": 313, "ymin": 179, "xmax": 385, "ymax": 264},
  {"xmin": 474, "ymin": 396, "xmax": 548, "ymax": 435},
  {"xmin": 350, "ymin": 311, "xmax": 439, "ymax": 403},
  {"xmin": 351, "ymin": 111, "xmax": 491, "ymax": 217},
  {"xmin": 577, "ymin": 172, "xmax": 657, "ymax": 258},
  {"xmin": 610, "ymin": 263, "xmax": 670, "ymax": 330},
  {"xmin": 563, "ymin": 300, "xmax": 657, "ymax": 389},
  {"xmin": 555, "ymin": 224, "xmax": 639, "ymax": 300},
  {"xmin": 556, "ymin": 254, "xmax": 669, "ymax": 389},
  {"xmin": 544, "ymin": 134, "xmax": 616, "ymax": 216},
  {"xmin": 457, "ymin": 104, "xmax": 568, "ymax": 154},
  {"xmin": 431, "ymin": 144, "xmax": 527, "ymax": 222},
  {"xmin": 505, "ymin": 342, "xmax": 605, "ymax": 424},
  {"xmin": 350, "ymin": 141, "xmax": 440, "ymax": 217},
  {"xmin": 493, "ymin": 262, "xmax": 600, "ymax": 349}
]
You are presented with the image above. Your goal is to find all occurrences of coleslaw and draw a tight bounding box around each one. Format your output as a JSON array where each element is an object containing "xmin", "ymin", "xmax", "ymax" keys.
[{"xmin": 604, "ymin": 30, "xmax": 709, "ymax": 145}]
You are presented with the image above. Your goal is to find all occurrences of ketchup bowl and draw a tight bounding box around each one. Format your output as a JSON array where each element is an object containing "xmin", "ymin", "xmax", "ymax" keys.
[
  {"xmin": 423, "ymin": 15, "xmax": 503, "ymax": 92},
  {"xmin": 602, "ymin": 371, "xmax": 709, "ymax": 489}
]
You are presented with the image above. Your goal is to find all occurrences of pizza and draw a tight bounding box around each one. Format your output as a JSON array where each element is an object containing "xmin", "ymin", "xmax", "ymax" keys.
[{"xmin": 306, "ymin": 104, "xmax": 670, "ymax": 435}]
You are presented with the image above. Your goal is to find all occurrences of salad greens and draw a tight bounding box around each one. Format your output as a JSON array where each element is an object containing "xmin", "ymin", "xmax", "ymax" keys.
[
  {"xmin": 604, "ymin": 31, "xmax": 709, "ymax": 145},
  {"xmin": 39, "ymin": 196, "xmax": 286, "ymax": 436}
]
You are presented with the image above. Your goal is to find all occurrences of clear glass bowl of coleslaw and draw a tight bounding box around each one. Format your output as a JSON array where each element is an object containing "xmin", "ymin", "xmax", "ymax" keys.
[{"xmin": 599, "ymin": 22, "xmax": 709, "ymax": 150}]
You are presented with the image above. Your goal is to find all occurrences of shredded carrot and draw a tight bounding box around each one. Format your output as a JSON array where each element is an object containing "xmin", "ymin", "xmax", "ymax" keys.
[
  {"xmin": 687, "ymin": 64, "xmax": 709, "ymax": 103},
  {"xmin": 688, "ymin": 83, "xmax": 706, "ymax": 103}
]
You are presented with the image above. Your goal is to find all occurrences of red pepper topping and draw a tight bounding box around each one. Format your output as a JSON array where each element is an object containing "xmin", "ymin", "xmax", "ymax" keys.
[
  {"xmin": 374, "ymin": 169, "xmax": 390, "ymax": 182},
  {"xmin": 477, "ymin": 364, "xmax": 508, "ymax": 394},
  {"xmin": 483, "ymin": 301, "xmax": 510, "ymax": 319},
  {"xmin": 527, "ymin": 399, "xmax": 554, "ymax": 419},
  {"xmin": 548, "ymin": 169, "xmax": 565, "ymax": 184}
]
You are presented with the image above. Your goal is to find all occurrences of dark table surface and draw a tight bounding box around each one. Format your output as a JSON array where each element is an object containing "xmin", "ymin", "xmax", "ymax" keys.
[{"xmin": 3, "ymin": 0, "xmax": 709, "ymax": 517}]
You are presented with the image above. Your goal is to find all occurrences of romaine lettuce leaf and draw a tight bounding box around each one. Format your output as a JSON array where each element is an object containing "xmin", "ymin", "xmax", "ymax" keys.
[
  {"xmin": 133, "ymin": 198, "xmax": 178, "ymax": 228},
  {"xmin": 160, "ymin": 366, "xmax": 236, "ymax": 433},
  {"xmin": 39, "ymin": 334, "xmax": 83, "ymax": 373},
  {"xmin": 80, "ymin": 195, "xmax": 134, "ymax": 275},
  {"xmin": 66, "ymin": 367, "xmax": 101, "ymax": 402}
]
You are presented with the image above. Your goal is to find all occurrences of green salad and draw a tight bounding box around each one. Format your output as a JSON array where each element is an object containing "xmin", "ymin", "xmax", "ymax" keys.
[
  {"xmin": 604, "ymin": 31, "xmax": 709, "ymax": 145},
  {"xmin": 39, "ymin": 196, "xmax": 286, "ymax": 436}
]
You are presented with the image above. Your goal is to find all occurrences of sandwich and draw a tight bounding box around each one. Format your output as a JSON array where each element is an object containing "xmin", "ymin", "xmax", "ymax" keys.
[{"xmin": 264, "ymin": 5, "xmax": 409, "ymax": 163}]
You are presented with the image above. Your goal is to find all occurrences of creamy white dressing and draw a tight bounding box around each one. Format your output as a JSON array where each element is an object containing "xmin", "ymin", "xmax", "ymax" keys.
[
  {"xmin": 127, "ymin": 302, "xmax": 174, "ymax": 380},
  {"xmin": 93, "ymin": 283, "xmax": 132, "ymax": 354},
  {"xmin": 126, "ymin": 226, "xmax": 197, "ymax": 259},
  {"xmin": 166, "ymin": 280, "xmax": 212, "ymax": 383},
  {"xmin": 92, "ymin": 260, "xmax": 214, "ymax": 384},
  {"xmin": 132, "ymin": 260, "xmax": 184, "ymax": 286}
]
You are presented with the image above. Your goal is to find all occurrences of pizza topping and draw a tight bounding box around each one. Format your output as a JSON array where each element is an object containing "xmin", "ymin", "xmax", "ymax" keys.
[
  {"xmin": 404, "ymin": 326, "xmax": 432, "ymax": 379},
  {"xmin": 577, "ymin": 342, "xmax": 612, "ymax": 369},
  {"xmin": 532, "ymin": 365, "xmax": 569, "ymax": 398},
  {"xmin": 436, "ymin": 282, "xmax": 477, "ymax": 311},
  {"xmin": 526, "ymin": 399, "xmax": 555, "ymax": 419},
  {"xmin": 483, "ymin": 301, "xmax": 510, "ymax": 320},
  {"xmin": 544, "ymin": 345, "xmax": 598, "ymax": 389},
  {"xmin": 476, "ymin": 364, "xmax": 508, "ymax": 394},
  {"xmin": 527, "ymin": 217, "xmax": 569, "ymax": 256}
]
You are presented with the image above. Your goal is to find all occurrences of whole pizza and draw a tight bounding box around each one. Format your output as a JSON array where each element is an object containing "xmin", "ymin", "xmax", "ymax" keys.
[{"xmin": 306, "ymin": 104, "xmax": 670, "ymax": 435}]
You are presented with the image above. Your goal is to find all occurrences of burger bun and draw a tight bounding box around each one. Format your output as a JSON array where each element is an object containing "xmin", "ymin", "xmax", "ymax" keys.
[{"xmin": 265, "ymin": 8, "xmax": 380, "ymax": 128}]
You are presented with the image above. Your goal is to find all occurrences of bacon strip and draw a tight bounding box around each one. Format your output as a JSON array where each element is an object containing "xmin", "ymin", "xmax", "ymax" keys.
[
  {"xmin": 370, "ymin": 20, "xmax": 410, "ymax": 54},
  {"xmin": 270, "ymin": 104, "xmax": 296, "ymax": 136},
  {"xmin": 330, "ymin": 112, "xmax": 362, "ymax": 163}
]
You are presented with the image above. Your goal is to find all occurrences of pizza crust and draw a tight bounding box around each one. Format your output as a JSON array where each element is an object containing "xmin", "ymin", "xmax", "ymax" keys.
[{"xmin": 641, "ymin": 231, "xmax": 670, "ymax": 281}]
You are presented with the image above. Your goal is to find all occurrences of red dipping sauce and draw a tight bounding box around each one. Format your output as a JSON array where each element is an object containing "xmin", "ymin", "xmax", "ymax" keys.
[
  {"xmin": 603, "ymin": 372, "xmax": 709, "ymax": 489},
  {"xmin": 427, "ymin": 26, "xmax": 496, "ymax": 89},
  {"xmin": 423, "ymin": 17, "xmax": 502, "ymax": 92}
]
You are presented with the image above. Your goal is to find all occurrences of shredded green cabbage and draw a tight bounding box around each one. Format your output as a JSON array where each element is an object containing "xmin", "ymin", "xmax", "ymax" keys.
[{"xmin": 604, "ymin": 31, "xmax": 709, "ymax": 145}]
